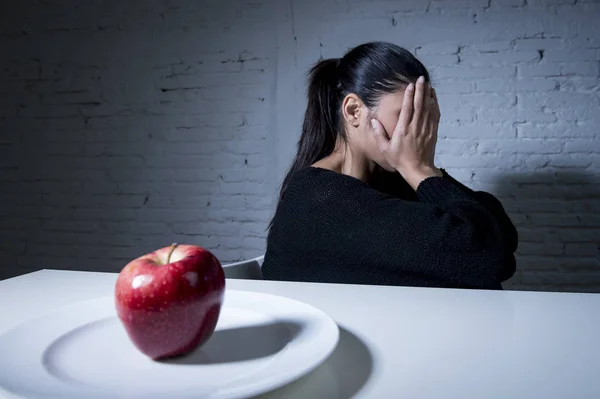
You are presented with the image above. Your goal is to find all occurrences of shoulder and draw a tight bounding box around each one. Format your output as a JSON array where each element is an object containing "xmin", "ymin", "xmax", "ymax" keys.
[
  {"xmin": 285, "ymin": 167, "xmax": 374, "ymax": 202},
  {"xmin": 278, "ymin": 168, "xmax": 410, "ymax": 222},
  {"xmin": 290, "ymin": 167, "xmax": 372, "ymax": 189}
]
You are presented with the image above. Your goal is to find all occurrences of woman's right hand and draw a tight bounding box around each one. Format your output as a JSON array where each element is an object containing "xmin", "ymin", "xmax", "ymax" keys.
[{"xmin": 371, "ymin": 76, "xmax": 442, "ymax": 190}]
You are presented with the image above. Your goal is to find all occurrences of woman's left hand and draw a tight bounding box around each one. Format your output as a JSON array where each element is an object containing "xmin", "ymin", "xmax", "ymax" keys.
[{"xmin": 424, "ymin": 87, "xmax": 440, "ymax": 167}]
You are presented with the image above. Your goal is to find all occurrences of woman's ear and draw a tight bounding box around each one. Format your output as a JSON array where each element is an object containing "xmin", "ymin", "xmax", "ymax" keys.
[{"xmin": 341, "ymin": 93, "xmax": 364, "ymax": 128}]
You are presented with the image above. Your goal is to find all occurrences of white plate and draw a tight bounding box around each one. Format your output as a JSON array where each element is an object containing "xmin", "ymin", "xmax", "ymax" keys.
[{"xmin": 0, "ymin": 290, "xmax": 339, "ymax": 399}]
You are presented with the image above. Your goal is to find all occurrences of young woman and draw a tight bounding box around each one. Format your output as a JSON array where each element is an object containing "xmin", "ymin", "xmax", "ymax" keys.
[{"xmin": 262, "ymin": 41, "xmax": 517, "ymax": 290}]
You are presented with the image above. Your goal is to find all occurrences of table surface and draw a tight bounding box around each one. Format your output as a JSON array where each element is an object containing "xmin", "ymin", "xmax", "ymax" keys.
[{"xmin": 1, "ymin": 270, "xmax": 600, "ymax": 399}]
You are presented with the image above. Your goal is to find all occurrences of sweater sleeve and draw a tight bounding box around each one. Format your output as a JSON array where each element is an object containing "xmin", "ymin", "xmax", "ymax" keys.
[
  {"xmin": 439, "ymin": 170, "xmax": 518, "ymax": 282},
  {"xmin": 317, "ymin": 173, "xmax": 517, "ymax": 289},
  {"xmin": 440, "ymin": 169, "xmax": 518, "ymax": 251}
]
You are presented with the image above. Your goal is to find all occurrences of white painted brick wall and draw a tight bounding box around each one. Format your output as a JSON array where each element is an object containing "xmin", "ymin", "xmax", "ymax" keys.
[
  {"xmin": 274, "ymin": 0, "xmax": 600, "ymax": 293},
  {"xmin": 2, "ymin": 0, "xmax": 599, "ymax": 293},
  {"xmin": 0, "ymin": 0, "xmax": 278, "ymax": 278}
]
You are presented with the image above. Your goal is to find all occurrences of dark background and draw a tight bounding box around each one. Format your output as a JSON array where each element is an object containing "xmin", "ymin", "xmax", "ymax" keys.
[{"xmin": 1, "ymin": 0, "xmax": 599, "ymax": 292}]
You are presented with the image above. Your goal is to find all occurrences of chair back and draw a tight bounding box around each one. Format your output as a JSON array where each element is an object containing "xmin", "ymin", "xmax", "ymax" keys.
[{"xmin": 222, "ymin": 255, "xmax": 264, "ymax": 279}]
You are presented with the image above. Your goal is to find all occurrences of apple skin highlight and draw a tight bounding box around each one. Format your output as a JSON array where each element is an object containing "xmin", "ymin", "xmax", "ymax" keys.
[{"xmin": 115, "ymin": 244, "xmax": 226, "ymax": 360}]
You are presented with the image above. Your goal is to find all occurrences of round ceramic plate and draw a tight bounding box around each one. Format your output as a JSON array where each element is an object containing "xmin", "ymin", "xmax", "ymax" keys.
[{"xmin": 0, "ymin": 290, "xmax": 339, "ymax": 398}]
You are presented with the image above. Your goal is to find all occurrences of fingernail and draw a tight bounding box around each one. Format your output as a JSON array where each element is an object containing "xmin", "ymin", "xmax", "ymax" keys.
[
  {"xmin": 418, "ymin": 76, "xmax": 425, "ymax": 84},
  {"xmin": 370, "ymin": 119, "xmax": 377, "ymax": 129},
  {"xmin": 407, "ymin": 83, "xmax": 414, "ymax": 91}
]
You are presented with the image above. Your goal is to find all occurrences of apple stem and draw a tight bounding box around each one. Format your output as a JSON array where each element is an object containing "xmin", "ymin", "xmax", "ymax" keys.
[{"xmin": 167, "ymin": 243, "xmax": 178, "ymax": 264}]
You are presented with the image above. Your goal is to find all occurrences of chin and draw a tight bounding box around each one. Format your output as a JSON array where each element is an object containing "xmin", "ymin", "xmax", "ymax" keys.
[{"xmin": 378, "ymin": 163, "xmax": 397, "ymax": 173}]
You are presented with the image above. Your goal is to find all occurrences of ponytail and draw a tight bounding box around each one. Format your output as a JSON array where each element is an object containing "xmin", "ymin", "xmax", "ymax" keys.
[
  {"xmin": 268, "ymin": 42, "xmax": 430, "ymax": 231},
  {"xmin": 275, "ymin": 58, "xmax": 343, "ymax": 206}
]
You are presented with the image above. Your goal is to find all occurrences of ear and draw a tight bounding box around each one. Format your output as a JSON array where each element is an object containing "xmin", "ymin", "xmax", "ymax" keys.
[{"xmin": 341, "ymin": 93, "xmax": 364, "ymax": 128}]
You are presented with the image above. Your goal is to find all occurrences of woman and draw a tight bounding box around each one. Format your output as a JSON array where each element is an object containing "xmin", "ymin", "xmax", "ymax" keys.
[{"xmin": 262, "ymin": 41, "xmax": 517, "ymax": 290}]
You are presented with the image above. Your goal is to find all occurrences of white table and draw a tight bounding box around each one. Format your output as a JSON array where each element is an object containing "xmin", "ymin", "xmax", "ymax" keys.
[{"xmin": 1, "ymin": 270, "xmax": 600, "ymax": 399}]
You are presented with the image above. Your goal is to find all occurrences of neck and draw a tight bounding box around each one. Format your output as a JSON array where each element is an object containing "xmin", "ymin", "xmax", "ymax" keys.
[{"xmin": 320, "ymin": 140, "xmax": 376, "ymax": 182}]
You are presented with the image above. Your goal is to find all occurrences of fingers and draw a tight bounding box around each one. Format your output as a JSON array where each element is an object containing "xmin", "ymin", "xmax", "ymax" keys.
[
  {"xmin": 412, "ymin": 76, "xmax": 427, "ymax": 124},
  {"xmin": 371, "ymin": 118, "xmax": 389, "ymax": 153},
  {"xmin": 429, "ymin": 102, "xmax": 439, "ymax": 139},
  {"xmin": 422, "ymin": 82, "xmax": 432, "ymax": 126},
  {"xmin": 429, "ymin": 88, "xmax": 439, "ymax": 161},
  {"xmin": 392, "ymin": 82, "xmax": 414, "ymax": 139},
  {"xmin": 431, "ymin": 87, "xmax": 440, "ymax": 122}
]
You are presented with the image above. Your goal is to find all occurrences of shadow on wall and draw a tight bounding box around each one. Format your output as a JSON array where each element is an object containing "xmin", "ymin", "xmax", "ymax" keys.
[{"xmin": 494, "ymin": 170, "xmax": 600, "ymax": 293}]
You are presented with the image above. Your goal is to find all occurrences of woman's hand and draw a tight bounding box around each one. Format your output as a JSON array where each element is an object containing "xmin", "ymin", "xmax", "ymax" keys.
[{"xmin": 371, "ymin": 76, "xmax": 442, "ymax": 190}]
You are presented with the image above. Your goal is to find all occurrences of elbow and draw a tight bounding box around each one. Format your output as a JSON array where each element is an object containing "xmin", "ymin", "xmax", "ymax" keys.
[
  {"xmin": 496, "ymin": 248, "xmax": 517, "ymax": 283},
  {"xmin": 474, "ymin": 215, "xmax": 519, "ymax": 284},
  {"xmin": 481, "ymin": 242, "xmax": 517, "ymax": 287},
  {"xmin": 494, "ymin": 223, "xmax": 519, "ymax": 283},
  {"xmin": 438, "ymin": 243, "xmax": 516, "ymax": 289},
  {"xmin": 458, "ymin": 232, "xmax": 518, "ymax": 288},
  {"xmin": 438, "ymin": 208, "xmax": 519, "ymax": 288}
]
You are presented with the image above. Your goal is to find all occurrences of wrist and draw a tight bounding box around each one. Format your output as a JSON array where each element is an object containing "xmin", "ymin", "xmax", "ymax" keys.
[
  {"xmin": 398, "ymin": 164, "xmax": 442, "ymax": 178},
  {"xmin": 396, "ymin": 164, "xmax": 442, "ymax": 190}
]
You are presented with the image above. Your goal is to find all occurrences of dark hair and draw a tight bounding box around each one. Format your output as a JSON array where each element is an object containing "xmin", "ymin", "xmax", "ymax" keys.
[{"xmin": 269, "ymin": 41, "xmax": 430, "ymax": 228}]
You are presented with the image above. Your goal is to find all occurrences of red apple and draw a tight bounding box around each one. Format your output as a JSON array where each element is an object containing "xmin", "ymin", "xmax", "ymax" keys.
[{"xmin": 115, "ymin": 243, "xmax": 225, "ymax": 360}]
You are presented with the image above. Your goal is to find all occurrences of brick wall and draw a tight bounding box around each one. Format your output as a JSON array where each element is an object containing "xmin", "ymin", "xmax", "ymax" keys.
[
  {"xmin": 2, "ymin": 0, "xmax": 599, "ymax": 292},
  {"xmin": 276, "ymin": 0, "xmax": 600, "ymax": 292},
  {"xmin": 0, "ymin": 0, "xmax": 278, "ymax": 278}
]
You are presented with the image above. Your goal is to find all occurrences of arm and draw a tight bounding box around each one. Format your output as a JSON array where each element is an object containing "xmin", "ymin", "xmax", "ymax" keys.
[
  {"xmin": 419, "ymin": 173, "xmax": 517, "ymax": 283},
  {"xmin": 440, "ymin": 169, "xmax": 519, "ymax": 256},
  {"xmin": 366, "ymin": 78, "xmax": 515, "ymax": 286},
  {"xmin": 322, "ymin": 173, "xmax": 516, "ymax": 289}
]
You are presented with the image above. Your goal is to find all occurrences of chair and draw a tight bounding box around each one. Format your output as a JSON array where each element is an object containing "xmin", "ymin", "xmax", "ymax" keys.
[{"xmin": 222, "ymin": 255, "xmax": 264, "ymax": 280}]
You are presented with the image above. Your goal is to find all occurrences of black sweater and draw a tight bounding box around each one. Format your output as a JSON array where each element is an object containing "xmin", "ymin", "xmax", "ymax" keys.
[{"xmin": 262, "ymin": 167, "xmax": 517, "ymax": 290}]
